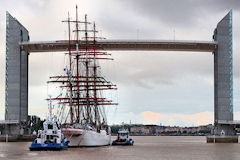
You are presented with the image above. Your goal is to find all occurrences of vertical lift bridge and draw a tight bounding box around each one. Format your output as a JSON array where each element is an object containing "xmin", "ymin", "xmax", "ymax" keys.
[{"xmin": 2, "ymin": 11, "xmax": 238, "ymax": 142}]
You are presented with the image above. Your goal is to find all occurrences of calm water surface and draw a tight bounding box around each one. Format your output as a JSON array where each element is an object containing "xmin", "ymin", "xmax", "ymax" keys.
[{"xmin": 1, "ymin": 136, "xmax": 240, "ymax": 160}]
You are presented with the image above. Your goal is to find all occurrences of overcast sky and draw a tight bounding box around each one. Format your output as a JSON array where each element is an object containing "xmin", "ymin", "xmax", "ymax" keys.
[{"xmin": 1, "ymin": 0, "xmax": 240, "ymax": 126}]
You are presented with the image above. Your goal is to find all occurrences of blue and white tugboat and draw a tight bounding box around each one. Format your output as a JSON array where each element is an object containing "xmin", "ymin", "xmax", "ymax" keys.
[
  {"xmin": 112, "ymin": 128, "xmax": 134, "ymax": 145},
  {"xmin": 29, "ymin": 97, "xmax": 68, "ymax": 151}
]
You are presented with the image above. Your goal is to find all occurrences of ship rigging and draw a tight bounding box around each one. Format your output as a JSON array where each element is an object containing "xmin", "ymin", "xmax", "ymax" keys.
[{"xmin": 47, "ymin": 5, "xmax": 118, "ymax": 131}]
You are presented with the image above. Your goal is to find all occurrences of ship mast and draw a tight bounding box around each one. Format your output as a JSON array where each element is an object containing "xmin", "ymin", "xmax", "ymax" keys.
[
  {"xmin": 68, "ymin": 12, "xmax": 74, "ymax": 124},
  {"xmin": 84, "ymin": 14, "xmax": 90, "ymax": 123},
  {"xmin": 62, "ymin": 11, "xmax": 74, "ymax": 124},
  {"xmin": 75, "ymin": 5, "xmax": 80, "ymax": 123},
  {"xmin": 93, "ymin": 22, "xmax": 97, "ymax": 127},
  {"xmin": 49, "ymin": 96, "xmax": 53, "ymax": 121},
  {"xmin": 47, "ymin": 6, "xmax": 118, "ymax": 127}
]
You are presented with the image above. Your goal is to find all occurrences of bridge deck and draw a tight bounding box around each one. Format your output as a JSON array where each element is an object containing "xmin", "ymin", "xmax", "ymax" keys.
[{"xmin": 20, "ymin": 40, "xmax": 217, "ymax": 53}]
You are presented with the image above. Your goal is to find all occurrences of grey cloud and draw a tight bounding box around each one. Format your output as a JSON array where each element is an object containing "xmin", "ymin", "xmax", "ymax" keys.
[
  {"xmin": 117, "ymin": 0, "xmax": 240, "ymax": 27},
  {"xmin": 101, "ymin": 51, "xmax": 213, "ymax": 89},
  {"xmin": 95, "ymin": 0, "xmax": 240, "ymax": 41},
  {"xmin": 29, "ymin": 53, "xmax": 66, "ymax": 86}
]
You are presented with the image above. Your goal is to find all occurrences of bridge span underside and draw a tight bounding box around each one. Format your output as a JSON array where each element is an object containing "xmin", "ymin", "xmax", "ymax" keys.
[{"xmin": 20, "ymin": 40, "xmax": 217, "ymax": 53}]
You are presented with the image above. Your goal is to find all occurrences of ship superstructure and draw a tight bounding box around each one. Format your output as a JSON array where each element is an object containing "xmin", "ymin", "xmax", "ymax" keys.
[
  {"xmin": 112, "ymin": 128, "xmax": 134, "ymax": 145},
  {"xmin": 29, "ymin": 97, "xmax": 68, "ymax": 150}
]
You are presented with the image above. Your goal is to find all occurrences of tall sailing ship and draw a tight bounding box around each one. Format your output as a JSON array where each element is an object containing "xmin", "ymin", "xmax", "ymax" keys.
[{"xmin": 47, "ymin": 6, "xmax": 117, "ymax": 146}]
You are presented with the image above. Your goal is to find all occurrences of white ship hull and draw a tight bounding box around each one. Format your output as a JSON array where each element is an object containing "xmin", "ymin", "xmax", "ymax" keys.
[{"xmin": 62, "ymin": 128, "xmax": 111, "ymax": 147}]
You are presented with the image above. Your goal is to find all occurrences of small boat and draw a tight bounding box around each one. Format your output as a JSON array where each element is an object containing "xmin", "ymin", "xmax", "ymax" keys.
[
  {"xmin": 112, "ymin": 128, "xmax": 134, "ymax": 145},
  {"xmin": 29, "ymin": 97, "xmax": 68, "ymax": 151}
]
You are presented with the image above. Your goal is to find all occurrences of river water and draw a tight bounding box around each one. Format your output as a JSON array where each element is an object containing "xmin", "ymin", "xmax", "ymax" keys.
[{"xmin": 1, "ymin": 136, "xmax": 240, "ymax": 160}]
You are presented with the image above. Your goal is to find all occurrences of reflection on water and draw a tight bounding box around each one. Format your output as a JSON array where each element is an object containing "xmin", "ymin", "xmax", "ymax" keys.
[{"xmin": 0, "ymin": 136, "xmax": 240, "ymax": 160}]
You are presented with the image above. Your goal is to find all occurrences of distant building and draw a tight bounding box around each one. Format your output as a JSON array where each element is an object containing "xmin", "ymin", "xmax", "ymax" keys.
[
  {"xmin": 130, "ymin": 125, "xmax": 150, "ymax": 135},
  {"xmin": 126, "ymin": 124, "xmax": 213, "ymax": 136}
]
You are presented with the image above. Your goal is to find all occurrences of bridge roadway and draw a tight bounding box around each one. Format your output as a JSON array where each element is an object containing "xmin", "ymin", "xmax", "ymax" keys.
[{"xmin": 20, "ymin": 40, "xmax": 217, "ymax": 53}]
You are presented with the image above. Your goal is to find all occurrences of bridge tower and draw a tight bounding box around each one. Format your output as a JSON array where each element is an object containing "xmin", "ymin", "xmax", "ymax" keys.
[
  {"xmin": 2, "ymin": 12, "xmax": 29, "ymax": 136},
  {"xmin": 207, "ymin": 10, "xmax": 238, "ymax": 142}
]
